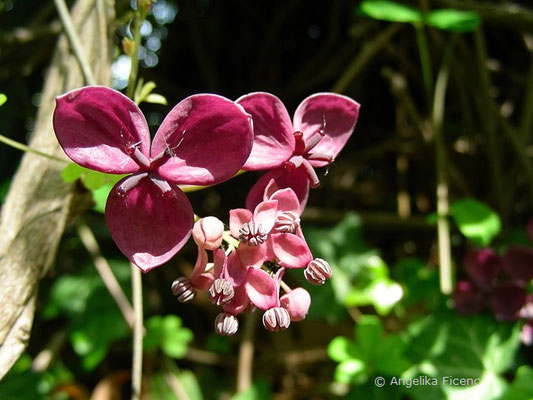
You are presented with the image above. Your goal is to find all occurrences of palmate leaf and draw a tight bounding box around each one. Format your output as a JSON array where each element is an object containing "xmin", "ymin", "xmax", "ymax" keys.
[
  {"xmin": 404, "ymin": 312, "xmax": 521, "ymax": 400},
  {"xmin": 304, "ymin": 213, "xmax": 402, "ymax": 320},
  {"xmin": 144, "ymin": 315, "xmax": 194, "ymax": 359},
  {"xmin": 328, "ymin": 316, "xmax": 410, "ymax": 385}
]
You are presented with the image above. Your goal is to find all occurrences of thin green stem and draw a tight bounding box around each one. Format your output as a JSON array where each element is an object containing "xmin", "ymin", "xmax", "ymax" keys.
[
  {"xmin": 53, "ymin": 0, "xmax": 96, "ymax": 85},
  {"xmin": 432, "ymin": 41, "xmax": 454, "ymax": 295},
  {"xmin": 126, "ymin": 13, "xmax": 142, "ymax": 100},
  {"xmin": 0, "ymin": 134, "xmax": 68, "ymax": 164},
  {"xmin": 131, "ymin": 264, "xmax": 143, "ymax": 400}
]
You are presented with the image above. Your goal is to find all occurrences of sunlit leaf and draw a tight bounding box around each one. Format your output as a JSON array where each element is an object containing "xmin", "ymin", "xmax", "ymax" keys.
[
  {"xmin": 335, "ymin": 359, "xmax": 367, "ymax": 384},
  {"xmin": 146, "ymin": 93, "xmax": 168, "ymax": 105},
  {"xmin": 499, "ymin": 366, "xmax": 533, "ymax": 400},
  {"xmin": 0, "ymin": 93, "xmax": 7, "ymax": 107},
  {"xmin": 358, "ymin": 0, "xmax": 422, "ymax": 24},
  {"xmin": 450, "ymin": 198, "xmax": 501, "ymax": 245},
  {"xmin": 144, "ymin": 315, "xmax": 193, "ymax": 359},
  {"xmin": 82, "ymin": 171, "xmax": 108, "ymax": 190},
  {"xmin": 61, "ymin": 163, "xmax": 87, "ymax": 183},
  {"xmin": 404, "ymin": 312, "xmax": 520, "ymax": 399},
  {"xmin": 328, "ymin": 336, "xmax": 361, "ymax": 362},
  {"xmin": 425, "ymin": 9, "xmax": 481, "ymax": 32}
]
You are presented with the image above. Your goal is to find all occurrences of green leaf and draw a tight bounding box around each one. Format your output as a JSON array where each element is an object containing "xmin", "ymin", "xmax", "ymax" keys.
[
  {"xmin": 144, "ymin": 315, "xmax": 193, "ymax": 359},
  {"xmin": 91, "ymin": 183, "xmax": 114, "ymax": 214},
  {"xmin": 359, "ymin": 0, "xmax": 422, "ymax": 24},
  {"xmin": 355, "ymin": 316, "xmax": 384, "ymax": 356},
  {"xmin": 61, "ymin": 163, "xmax": 87, "ymax": 183},
  {"xmin": 146, "ymin": 93, "xmax": 168, "ymax": 105},
  {"xmin": 499, "ymin": 366, "xmax": 533, "ymax": 400},
  {"xmin": 82, "ymin": 170, "xmax": 108, "ymax": 190},
  {"xmin": 43, "ymin": 260, "xmax": 131, "ymax": 370},
  {"xmin": 178, "ymin": 370, "xmax": 204, "ymax": 400},
  {"xmin": 335, "ymin": 359, "xmax": 367, "ymax": 384},
  {"xmin": 425, "ymin": 9, "xmax": 481, "ymax": 32},
  {"xmin": 328, "ymin": 336, "xmax": 360, "ymax": 362},
  {"xmin": 304, "ymin": 212, "xmax": 401, "ymax": 319},
  {"xmin": 393, "ymin": 258, "xmax": 440, "ymax": 307},
  {"xmin": 404, "ymin": 312, "xmax": 520, "ymax": 400},
  {"xmin": 70, "ymin": 288, "xmax": 130, "ymax": 370},
  {"xmin": 231, "ymin": 377, "xmax": 271, "ymax": 400},
  {"xmin": 0, "ymin": 93, "xmax": 7, "ymax": 107},
  {"xmin": 450, "ymin": 198, "xmax": 501, "ymax": 246}
]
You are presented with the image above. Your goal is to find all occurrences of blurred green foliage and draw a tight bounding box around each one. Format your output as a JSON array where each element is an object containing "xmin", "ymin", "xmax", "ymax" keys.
[
  {"xmin": 304, "ymin": 213, "xmax": 403, "ymax": 321},
  {"xmin": 358, "ymin": 0, "xmax": 481, "ymax": 32},
  {"xmin": 450, "ymin": 198, "xmax": 501, "ymax": 246},
  {"xmin": 144, "ymin": 315, "xmax": 193, "ymax": 359}
]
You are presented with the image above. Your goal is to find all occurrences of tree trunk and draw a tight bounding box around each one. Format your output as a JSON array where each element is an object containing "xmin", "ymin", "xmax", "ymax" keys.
[{"xmin": 0, "ymin": 0, "xmax": 115, "ymax": 378}]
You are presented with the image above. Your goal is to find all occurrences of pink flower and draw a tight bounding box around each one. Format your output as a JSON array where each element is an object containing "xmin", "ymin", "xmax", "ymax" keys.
[
  {"xmin": 229, "ymin": 195, "xmax": 312, "ymax": 270},
  {"xmin": 237, "ymin": 92, "xmax": 360, "ymax": 210},
  {"xmin": 280, "ymin": 287, "xmax": 311, "ymax": 321},
  {"xmin": 53, "ymin": 86, "xmax": 253, "ymax": 272}
]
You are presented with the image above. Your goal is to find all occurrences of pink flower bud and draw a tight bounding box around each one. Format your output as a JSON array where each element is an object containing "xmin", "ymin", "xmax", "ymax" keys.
[
  {"xmin": 171, "ymin": 277, "xmax": 196, "ymax": 303},
  {"xmin": 280, "ymin": 287, "xmax": 311, "ymax": 321},
  {"xmin": 262, "ymin": 307, "xmax": 291, "ymax": 332},
  {"xmin": 215, "ymin": 313, "xmax": 239, "ymax": 336},
  {"xmin": 304, "ymin": 258, "xmax": 332, "ymax": 285},
  {"xmin": 209, "ymin": 278, "xmax": 235, "ymax": 305},
  {"xmin": 192, "ymin": 216, "xmax": 225, "ymax": 250}
]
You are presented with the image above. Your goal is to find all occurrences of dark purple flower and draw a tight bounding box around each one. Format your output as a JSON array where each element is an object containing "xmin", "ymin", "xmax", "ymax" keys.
[
  {"xmin": 452, "ymin": 281, "xmax": 485, "ymax": 316},
  {"xmin": 237, "ymin": 92, "xmax": 360, "ymax": 211},
  {"xmin": 463, "ymin": 248, "xmax": 502, "ymax": 290},
  {"xmin": 490, "ymin": 282, "xmax": 527, "ymax": 322},
  {"xmin": 502, "ymin": 246, "xmax": 533, "ymax": 283},
  {"xmin": 53, "ymin": 86, "xmax": 253, "ymax": 271}
]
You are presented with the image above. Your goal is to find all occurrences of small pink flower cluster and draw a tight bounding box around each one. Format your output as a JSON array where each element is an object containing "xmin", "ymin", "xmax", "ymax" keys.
[
  {"xmin": 172, "ymin": 184, "xmax": 332, "ymax": 335},
  {"xmin": 453, "ymin": 218, "xmax": 533, "ymax": 345}
]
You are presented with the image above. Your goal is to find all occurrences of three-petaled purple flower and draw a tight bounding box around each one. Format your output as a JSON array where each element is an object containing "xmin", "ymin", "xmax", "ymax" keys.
[
  {"xmin": 53, "ymin": 86, "xmax": 253, "ymax": 272},
  {"xmin": 237, "ymin": 92, "xmax": 360, "ymax": 211}
]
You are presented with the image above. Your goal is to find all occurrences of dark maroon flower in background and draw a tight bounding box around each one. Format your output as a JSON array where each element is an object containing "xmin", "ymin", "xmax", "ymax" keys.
[
  {"xmin": 452, "ymin": 281, "xmax": 485, "ymax": 316},
  {"xmin": 490, "ymin": 282, "xmax": 527, "ymax": 322},
  {"xmin": 237, "ymin": 92, "xmax": 360, "ymax": 211},
  {"xmin": 464, "ymin": 248, "xmax": 502, "ymax": 290},
  {"xmin": 53, "ymin": 86, "xmax": 253, "ymax": 272},
  {"xmin": 502, "ymin": 246, "xmax": 533, "ymax": 283}
]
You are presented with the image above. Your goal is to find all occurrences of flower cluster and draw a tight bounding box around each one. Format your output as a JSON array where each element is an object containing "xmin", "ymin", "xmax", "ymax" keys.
[
  {"xmin": 170, "ymin": 92, "xmax": 359, "ymax": 334},
  {"xmin": 453, "ymin": 219, "xmax": 533, "ymax": 345},
  {"xmin": 173, "ymin": 185, "xmax": 331, "ymax": 334},
  {"xmin": 53, "ymin": 86, "xmax": 359, "ymax": 334}
]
